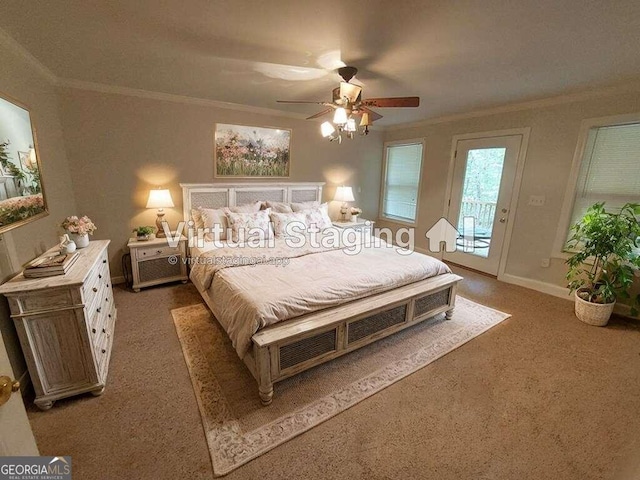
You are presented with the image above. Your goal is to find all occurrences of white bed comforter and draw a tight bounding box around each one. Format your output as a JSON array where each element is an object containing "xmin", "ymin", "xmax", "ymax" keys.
[{"xmin": 189, "ymin": 235, "xmax": 451, "ymax": 357}]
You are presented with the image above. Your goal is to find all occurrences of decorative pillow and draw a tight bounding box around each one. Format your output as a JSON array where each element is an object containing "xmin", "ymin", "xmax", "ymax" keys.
[
  {"xmin": 227, "ymin": 209, "xmax": 273, "ymax": 242},
  {"xmin": 265, "ymin": 200, "xmax": 293, "ymax": 213},
  {"xmin": 269, "ymin": 211, "xmax": 306, "ymax": 237},
  {"xmin": 300, "ymin": 203, "xmax": 332, "ymax": 230},
  {"xmin": 191, "ymin": 208, "xmax": 205, "ymax": 230},
  {"xmin": 225, "ymin": 201, "xmax": 262, "ymax": 214},
  {"xmin": 199, "ymin": 207, "xmax": 228, "ymax": 241},
  {"xmin": 291, "ymin": 200, "xmax": 320, "ymax": 212}
]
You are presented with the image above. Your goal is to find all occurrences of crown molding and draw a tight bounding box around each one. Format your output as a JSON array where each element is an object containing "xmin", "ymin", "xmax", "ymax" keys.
[
  {"xmin": 57, "ymin": 78, "xmax": 308, "ymax": 120},
  {"xmin": 0, "ymin": 27, "xmax": 58, "ymax": 84},
  {"xmin": 386, "ymin": 80, "xmax": 640, "ymax": 131}
]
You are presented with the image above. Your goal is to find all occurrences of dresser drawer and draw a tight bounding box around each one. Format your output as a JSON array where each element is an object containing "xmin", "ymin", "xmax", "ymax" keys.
[
  {"xmin": 82, "ymin": 254, "xmax": 109, "ymax": 305},
  {"xmin": 135, "ymin": 244, "xmax": 180, "ymax": 261}
]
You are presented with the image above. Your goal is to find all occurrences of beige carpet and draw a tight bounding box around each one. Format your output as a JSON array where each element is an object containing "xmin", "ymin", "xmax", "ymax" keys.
[{"xmin": 172, "ymin": 296, "xmax": 510, "ymax": 476}]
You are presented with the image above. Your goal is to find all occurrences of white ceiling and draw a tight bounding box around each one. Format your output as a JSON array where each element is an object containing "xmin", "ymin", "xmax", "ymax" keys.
[{"xmin": 2, "ymin": 0, "xmax": 640, "ymax": 125}]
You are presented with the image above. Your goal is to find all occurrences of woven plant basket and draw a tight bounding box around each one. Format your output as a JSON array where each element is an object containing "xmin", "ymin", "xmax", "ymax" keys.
[{"xmin": 574, "ymin": 288, "xmax": 615, "ymax": 326}]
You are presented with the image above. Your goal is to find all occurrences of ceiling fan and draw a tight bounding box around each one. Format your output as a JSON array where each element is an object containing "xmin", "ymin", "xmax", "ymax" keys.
[{"xmin": 277, "ymin": 66, "xmax": 420, "ymax": 142}]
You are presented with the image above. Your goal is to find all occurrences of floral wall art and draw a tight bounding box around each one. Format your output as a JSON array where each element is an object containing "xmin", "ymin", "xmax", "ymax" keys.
[{"xmin": 214, "ymin": 123, "xmax": 291, "ymax": 178}]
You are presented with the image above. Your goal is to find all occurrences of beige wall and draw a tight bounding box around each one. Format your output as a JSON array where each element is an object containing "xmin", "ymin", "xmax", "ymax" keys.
[
  {"xmin": 0, "ymin": 42, "xmax": 78, "ymax": 377},
  {"xmin": 57, "ymin": 88, "xmax": 383, "ymax": 278},
  {"xmin": 381, "ymin": 90, "xmax": 640, "ymax": 288}
]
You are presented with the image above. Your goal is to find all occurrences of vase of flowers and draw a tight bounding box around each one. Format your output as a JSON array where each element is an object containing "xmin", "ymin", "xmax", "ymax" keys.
[
  {"xmin": 61, "ymin": 215, "xmax": 97, "ymax": 249},
  {"xmin": 350, "ymin": 207, "xmax": 362, "ymax": 222}
]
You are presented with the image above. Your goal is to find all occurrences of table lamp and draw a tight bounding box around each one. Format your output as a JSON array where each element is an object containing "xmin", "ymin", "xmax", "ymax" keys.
[
  {"xmin": 334, "ymin": 186, "xmax": 355, "ymax": 221},
  {"xmin": 146, "ymin": 188, "xmax": 174, "ymax": 238}
]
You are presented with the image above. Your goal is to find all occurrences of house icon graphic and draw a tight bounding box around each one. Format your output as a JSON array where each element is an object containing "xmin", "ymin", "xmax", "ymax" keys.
[
  {"xmin": 49, "ymin": 457, "xmax": 69, "ymax": 465},
  {"xmin": 425, "ymin": 218, "xmax": 459, "ymax": 253}
]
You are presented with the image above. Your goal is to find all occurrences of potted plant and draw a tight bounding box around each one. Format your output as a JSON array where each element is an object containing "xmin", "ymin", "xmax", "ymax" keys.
[
  {"xmin": 565, "ymin": 202, "xmax": 640, "ymax": 326},
  {"xmin": 350, "ymin": 207, "xmax": 362, "ymax": 222},
  {"xmin": 133, "ymin": 225, "xmax": 155, "ymax": 241},
  {"xmin": 61, "ymin": 215, "xmax": 97, "ymax": 249}
]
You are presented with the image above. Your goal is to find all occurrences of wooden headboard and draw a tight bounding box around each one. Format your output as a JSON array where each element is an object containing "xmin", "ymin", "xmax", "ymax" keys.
[{"xmin": 179, "ymin": 182, "xmax": 325, "ymax": 220}]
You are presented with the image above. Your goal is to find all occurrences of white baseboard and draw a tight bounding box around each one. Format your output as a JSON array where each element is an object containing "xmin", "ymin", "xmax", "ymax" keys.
[{"xmin": 499, "ymin": 273, "xmax": 572, "ymax": 301}]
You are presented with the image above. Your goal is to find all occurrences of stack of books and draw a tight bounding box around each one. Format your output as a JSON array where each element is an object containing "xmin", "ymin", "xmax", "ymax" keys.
[{"xmin": 24, "ymin": 252, "xmax": 79, "ymax": 278}]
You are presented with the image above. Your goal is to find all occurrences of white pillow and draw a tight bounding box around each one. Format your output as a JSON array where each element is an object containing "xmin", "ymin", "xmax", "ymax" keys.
[
  {"xmin": 291, "ymin": 200, "xmax": 320, "ymax": 212},
  {"xmin": 269, "ymin": 211, "xmax": 306, "ymax": 237},
  {"xmin": 300, "ymin": 203, "xmax": 332, "ymax": 230},
  {"xmin": 225, "ymin": 201, "xmax": 262, "ymax": 214},
  {"xmin": 265, "ymin": 200, "xmax": 293, "ymax": 213},
  {"xmin": 200, "ymin": 207, "xmax": 228, "ymax": 241},
  {"xmin": 191, "ymin": 208, "xmax": 205, "ymax": 230},
  {"xmin": 227, "ymin": 209, "xmax": 273, "ymax": 242}
]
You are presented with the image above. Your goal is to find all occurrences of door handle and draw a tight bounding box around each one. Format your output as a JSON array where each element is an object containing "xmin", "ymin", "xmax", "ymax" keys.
[
  {"xmin": 499, "ymin": 218, "xmax": 506, "ymax": 223},
  {"xmin": 501, "ymin": 208, "xmax": 508, "ymax": 213},
  {"xmin": 0, "ymin": 375, "xmax": 20, "ymax": 407}
]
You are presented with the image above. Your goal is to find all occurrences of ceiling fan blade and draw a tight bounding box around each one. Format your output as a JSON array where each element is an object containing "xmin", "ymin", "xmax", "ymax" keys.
[
  {"xmin": 277, "ymin": 100, "xmax": 334, "ymax": 106},
  {"xmin": 359, "ymin": 106, "xmax": 383, "ymax": 122},
  {"xmin": 306, "ymin": 108, "xmax": 335, "ymax": 120},
  {"xmin": 339, "ymin": 82, "xmax": 362, "ymax": 104},
  {"xmin": 361, "ymin": 97, "xmax": 420, "ymax": 108}
]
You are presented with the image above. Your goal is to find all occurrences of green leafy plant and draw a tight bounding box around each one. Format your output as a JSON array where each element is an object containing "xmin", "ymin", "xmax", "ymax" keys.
[
  {"xmin": 133, "ymin": 226, "xmax": 155, "ymax": 236},
  {"xmin": 565, "ymin": 202, "xmax": 640, "ymax": 315}
]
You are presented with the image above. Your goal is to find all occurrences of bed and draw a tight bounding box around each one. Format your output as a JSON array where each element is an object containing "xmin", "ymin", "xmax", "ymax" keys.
[{"xmin": 181, "ymin": 182, "xmax": 462, "ymax": 405}]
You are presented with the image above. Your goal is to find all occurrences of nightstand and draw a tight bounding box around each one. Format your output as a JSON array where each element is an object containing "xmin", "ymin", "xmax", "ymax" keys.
[
  {"xmin": 332, "ymin": 219, "xmax": 375, "ymax": 235},
  {"xmin": 128, "ymin": 235, "xmax": 188, "ymax": 292}
]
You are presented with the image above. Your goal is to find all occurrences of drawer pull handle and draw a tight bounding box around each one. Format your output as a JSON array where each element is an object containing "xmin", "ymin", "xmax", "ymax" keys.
[
  {"xmin": 97, "ymin": 307, "xmax": 101, "ymax": 313},
  {"xmin": 101, "ymin": 349, "xmax": 106, "ymax": 354},
  {"xmin": 157, "ymin": 250, "xmax": 163, "ymax": 254},
  {"xmin": 105, "ymin": 297, "xmax": 109, "ymax": 302},
  {"xmin": 102, "ymin": 328, "xmax": 106, "ymax": 333},
  {"xmin": 103, "ymin": 259, "xmax": 107, "ymax": 264},
  {"xmin": 92, "ymin": 287, "xmax": 98, "ymax": 293},
  {"xmin": 92, "ymin": 328, "xmax": 96, "ymax": 334},
  {"xmin": 108, "ymin": 314, "xmax": 112, "ymax": 318},
  {"xmin": 98, "ymin": 274, "xmax": 102, "ymax": 279}
]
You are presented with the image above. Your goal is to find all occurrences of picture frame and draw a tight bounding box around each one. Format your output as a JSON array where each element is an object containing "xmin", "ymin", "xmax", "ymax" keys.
[
  {"xmin": 0, "ymin": 92, "xmax": 48, "ymax": 233},
  {"xmin": 214, "ymin": 123, "xmax": 291, "ymax": 178}
]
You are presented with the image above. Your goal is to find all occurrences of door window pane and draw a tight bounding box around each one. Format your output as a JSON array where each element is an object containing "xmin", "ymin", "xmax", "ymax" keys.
[{"xmin": 457, "ymin": 148, "xmax": 506, "ymax": 257}]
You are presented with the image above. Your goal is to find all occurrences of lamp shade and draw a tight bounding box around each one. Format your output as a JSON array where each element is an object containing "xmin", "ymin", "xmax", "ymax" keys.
[
  {"xmin": 333, "ymin": 107, "xmax": 348, "ymax": 126},
  {"xmin": 334, "ymin": 186, "xmax": 355, "ymax": 203},
  {"xmin": 345, "ymin": 118, "xmax": 357, "ymax": 132},
  {"xmin": 321, "ymin": 121, "xmax": 336, "ymax": 138},
  {"xmin": 146, "ymin": 189, "xmax": 175, "ymax": 209}
]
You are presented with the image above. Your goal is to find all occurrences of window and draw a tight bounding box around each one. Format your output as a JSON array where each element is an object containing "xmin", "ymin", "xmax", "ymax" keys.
[
  {"xmin": 381, "ymin": 140, "xmax": 424, "ymax": 223},
  {"xmin": 555, "ymin": 117, "xmax": 640, "ymax": 254},
  {"xmin": 569, "ymin": 122, "xmax": 640, "ymax": 231}
]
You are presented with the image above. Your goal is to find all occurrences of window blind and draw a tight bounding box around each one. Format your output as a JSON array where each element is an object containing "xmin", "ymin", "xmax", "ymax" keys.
[
  {"xmin": 382, "ymin": 143, "xmax": 423, "ymax": 222},
  {"xmin": 570, "ymin": 123, "xmax": 640, "ymax": 228}
]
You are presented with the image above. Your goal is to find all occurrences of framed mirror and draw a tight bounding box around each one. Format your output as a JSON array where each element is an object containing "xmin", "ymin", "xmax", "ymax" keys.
[{"xmin": 0, "ymin": 93, "xmax": 48, "ymax": 233}]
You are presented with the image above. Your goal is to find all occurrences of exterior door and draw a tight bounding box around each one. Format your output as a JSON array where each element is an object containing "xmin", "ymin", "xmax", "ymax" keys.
[
  {"xmin": 0, "ymin": 328, "xmax": 39, "ymax": 455},
  {"xmin": 444, "ymin": 135, "xmax": 522, "ymax": 275}
]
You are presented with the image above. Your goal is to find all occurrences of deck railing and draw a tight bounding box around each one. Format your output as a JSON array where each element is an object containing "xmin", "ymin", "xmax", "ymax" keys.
[{"xmin": 460, "ymin": 200, "xmax": 497, "ymax": 231}]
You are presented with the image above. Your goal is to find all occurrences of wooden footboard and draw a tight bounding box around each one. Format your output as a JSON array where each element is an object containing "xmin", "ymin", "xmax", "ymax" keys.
[{"xmin": 249, "ymin": 273, "xmax": 463, "ymax": 405}]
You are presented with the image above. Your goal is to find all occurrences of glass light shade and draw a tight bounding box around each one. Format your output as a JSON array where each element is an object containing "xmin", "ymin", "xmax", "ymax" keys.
[
  {"xmin": 333, "ymin": 107, "xmax": 348, "ymax": 126},
  {"xmin": 146, "ymin": 188, "xmax": 175, "ymax": 209},
  {"xmin": 360, "ymin": 112, "xmax": 371, "ymax": 127},
  {"xmin": 345, "ymin": 118, "xmax": 357, "ymax": 132},
  {"xmin": 321, "ymin": 121, "xmax": 336, "ymax": 138},
  {"xmin": 334, "ymin": 186, "xmax": 355, "ymax": 202}
]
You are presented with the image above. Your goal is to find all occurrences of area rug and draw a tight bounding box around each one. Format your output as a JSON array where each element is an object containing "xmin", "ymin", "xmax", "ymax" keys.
[{"xmin": 172, "ymin": 296, "xmax": 510, "ymax": 476}]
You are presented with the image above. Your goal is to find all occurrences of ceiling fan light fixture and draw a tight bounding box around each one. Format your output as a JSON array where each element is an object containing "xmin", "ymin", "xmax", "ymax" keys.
[
  {"xmin": 345, "ymin": 118, "xmax": 357, "ymax": 132},
  {"xmin": 333, "ymin": 107, "xmax": 348, "ymax": 126},
  {"xmin": 321, "ymin": 121, "xmax": 336, "ymax": 138}
]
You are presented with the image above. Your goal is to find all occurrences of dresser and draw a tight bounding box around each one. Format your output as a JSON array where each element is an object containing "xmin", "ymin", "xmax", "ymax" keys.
[{"xmin": 0, "ymin": 240, "xmax": 116, "ymax": 410}]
